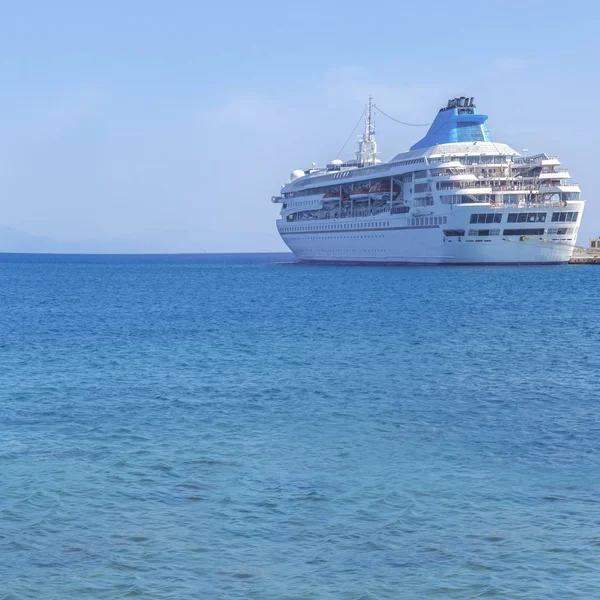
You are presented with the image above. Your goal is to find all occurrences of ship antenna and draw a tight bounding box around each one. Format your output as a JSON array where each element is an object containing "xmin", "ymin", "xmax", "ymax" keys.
[
  {"xmin": 356, "ymin": 95, "xmax": 379, "ymax": 165},
  {"xmin": 367, "ymin": 95, "xmax": 374, "ymax": 142}
]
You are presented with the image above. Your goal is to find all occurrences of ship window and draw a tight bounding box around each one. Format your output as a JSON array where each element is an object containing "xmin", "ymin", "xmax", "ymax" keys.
[
  {"xmin": 508, "ymin": 212, "xmax": 545, "ymax": 223},
  {"xmin": 562, "ymin": 192, "xmax": 580, "ymax": 201},
  {"xmin": 503, "ymin": 228, "xmax": 545, "ymax": 236},
  {"xmin": 472, "ymin": 213, "xmax": 502, "ymax": 224},
  {"xmin": 415, "ymin": 170, "xmax": 428, "ymax": 179},
  {"xmin": 456, "ymin": 122, "xmax": 485, "ymax": 142},
  {"xmin": 444, "ymin": 229, "xmax": 465, "ymax": 237}
]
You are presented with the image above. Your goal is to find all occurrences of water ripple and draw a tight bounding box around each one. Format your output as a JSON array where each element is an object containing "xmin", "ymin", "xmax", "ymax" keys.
[{"xmin": 0, "ymin": 255, "xmax": 599, "ymax": 599}]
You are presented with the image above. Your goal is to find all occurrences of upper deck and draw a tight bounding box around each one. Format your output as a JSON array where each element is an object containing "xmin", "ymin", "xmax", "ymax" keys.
[{"xmin": 272, "ymin": 96, "xmax": 583, "ymax": 222}]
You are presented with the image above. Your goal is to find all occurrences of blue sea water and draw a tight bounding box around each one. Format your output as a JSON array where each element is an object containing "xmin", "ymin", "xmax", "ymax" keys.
[{"xmin": 1, "ymin": 253, "xmax": 599, "ymax": 600}]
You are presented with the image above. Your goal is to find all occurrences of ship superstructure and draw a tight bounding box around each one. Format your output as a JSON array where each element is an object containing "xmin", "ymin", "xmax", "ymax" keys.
[{"xmin": 271, "ymin": 97, "xmax": 584, "ymax": 264}]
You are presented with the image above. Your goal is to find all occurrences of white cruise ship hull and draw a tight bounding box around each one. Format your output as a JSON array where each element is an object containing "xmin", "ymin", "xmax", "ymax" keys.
[
  {"xmin": 286, "ymin": 236, "xmax": 572, "ymax": 265},
  {"xmin": 278, "ymin": 203, "xmax": 583, "ymax": 265}
]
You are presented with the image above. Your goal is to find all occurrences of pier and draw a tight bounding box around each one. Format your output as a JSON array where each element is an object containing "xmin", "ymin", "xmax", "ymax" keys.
[{"xmin": 570, "ymin": 239, "xmax": 600, "ymax": 264}]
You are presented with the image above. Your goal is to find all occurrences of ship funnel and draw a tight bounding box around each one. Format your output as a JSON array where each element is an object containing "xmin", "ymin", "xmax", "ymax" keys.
[{"xmin": 410, "ymin": 96, "xmax": 491, "ymax": 150}]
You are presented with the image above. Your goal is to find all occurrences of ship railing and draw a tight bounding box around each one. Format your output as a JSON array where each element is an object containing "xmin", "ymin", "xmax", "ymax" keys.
[
  {"xmin": 438, "ymin": 181, "xmax": 576, "ymax": 192},
  {"xmin": 488, "ymin": 200, "xmax": 570, "ymax": 209},
  {"xmin": 429, "ymin": 169, "xmax": 465, "ymax": 177},
  {"xmin": 297, "ymin": 207, "xmax": 396, "ymax": 221}
]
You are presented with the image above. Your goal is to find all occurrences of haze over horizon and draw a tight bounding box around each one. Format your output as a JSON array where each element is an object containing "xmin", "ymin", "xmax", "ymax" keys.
[{"xmin": 1, "ymin": 0, "xmax": 599, "ymax": 253}]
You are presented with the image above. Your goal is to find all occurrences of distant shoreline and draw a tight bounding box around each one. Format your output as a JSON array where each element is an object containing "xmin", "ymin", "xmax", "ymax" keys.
[{"xmin": 0, "ymin": 251, "xmax": 294, "ymax": 256}]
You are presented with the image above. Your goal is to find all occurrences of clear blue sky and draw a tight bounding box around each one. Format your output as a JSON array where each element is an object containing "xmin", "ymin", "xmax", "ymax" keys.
[{"xmin": 0, "ymin": 0, "xmax": 598, "ymax": 252}]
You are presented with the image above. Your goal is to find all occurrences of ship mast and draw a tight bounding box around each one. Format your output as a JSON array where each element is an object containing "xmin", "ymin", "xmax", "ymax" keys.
[{"xmin": 356, "ymin": 95, "xmax": 379, "ymax": 165}]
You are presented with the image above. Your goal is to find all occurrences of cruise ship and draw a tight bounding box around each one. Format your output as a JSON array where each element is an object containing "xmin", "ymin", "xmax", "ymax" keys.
[{"xmin": 271, "ymin": 97, "xmax": 584, "ymax": 264}]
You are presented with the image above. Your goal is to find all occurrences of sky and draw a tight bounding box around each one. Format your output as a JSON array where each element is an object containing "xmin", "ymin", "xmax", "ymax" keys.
[{"xmin": 0, "ymin": 0, "xmax": 599, "ymax": 252}]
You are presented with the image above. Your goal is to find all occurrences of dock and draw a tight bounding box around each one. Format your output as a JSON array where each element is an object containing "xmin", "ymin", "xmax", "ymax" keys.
[{"xmin": 570, "ymin": 246, "xmax": 600, "ymax": 264}]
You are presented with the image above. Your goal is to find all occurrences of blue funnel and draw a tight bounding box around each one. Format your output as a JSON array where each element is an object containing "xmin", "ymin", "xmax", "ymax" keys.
[{"xmin": 410, "ymin": 97, "xmax": 491, "ymax": 150}]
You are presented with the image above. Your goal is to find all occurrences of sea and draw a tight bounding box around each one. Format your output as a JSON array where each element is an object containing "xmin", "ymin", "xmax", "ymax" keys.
[{"xmin": 1, "ymin": 253, "xmax": 599, "ymax": 600}]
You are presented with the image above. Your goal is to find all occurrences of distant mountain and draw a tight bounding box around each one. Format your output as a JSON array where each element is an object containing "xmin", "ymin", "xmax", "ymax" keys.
[
  {"xmin": 0, "ymin": 225, "xmax": 287, "ymax": 254},
  {"xmin": 0, "ymin": 226, "xmax": 64, "ymax": 253}
]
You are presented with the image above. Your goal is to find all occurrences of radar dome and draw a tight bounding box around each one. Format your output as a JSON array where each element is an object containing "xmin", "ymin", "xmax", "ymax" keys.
[
  {"xmin": 330, "ymin": 159, "xmax": 343, "ymax": 166},
  {"xmin": 290, "ymin": 169, "xmax": 304, "ymax": 181}
]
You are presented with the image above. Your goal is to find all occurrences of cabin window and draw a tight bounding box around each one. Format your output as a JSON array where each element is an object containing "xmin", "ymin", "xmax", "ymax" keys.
[
  {"xmin": 468, "ymin": 229, "xmax": 494, "ymax": 237},
  {"xmin": 551, "ymin": 212, "xmax": 577, "ymax": 223},
  {"xmin": 502, "ymin": 228, "xmax": 545, "ymax": 236},
  {"xmin": 507, "ymin": 212, "xmax": 545, "ymax": 223},
  {"xmin": 470, "ymin": 213, "xmax": 502, "ymax": 224}
]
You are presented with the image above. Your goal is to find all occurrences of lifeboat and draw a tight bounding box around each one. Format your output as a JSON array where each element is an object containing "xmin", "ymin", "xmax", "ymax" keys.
[
  {"xmin": 323, "ymin": 190, "xmax": 341, "ymax": 199},
  {"xmin": 369, "ymin": 181, "xmax": 401, "ymax": 201},
  {"xmin": 350, "ymin": 186, "xmax": 370, "ymax": 201}
]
